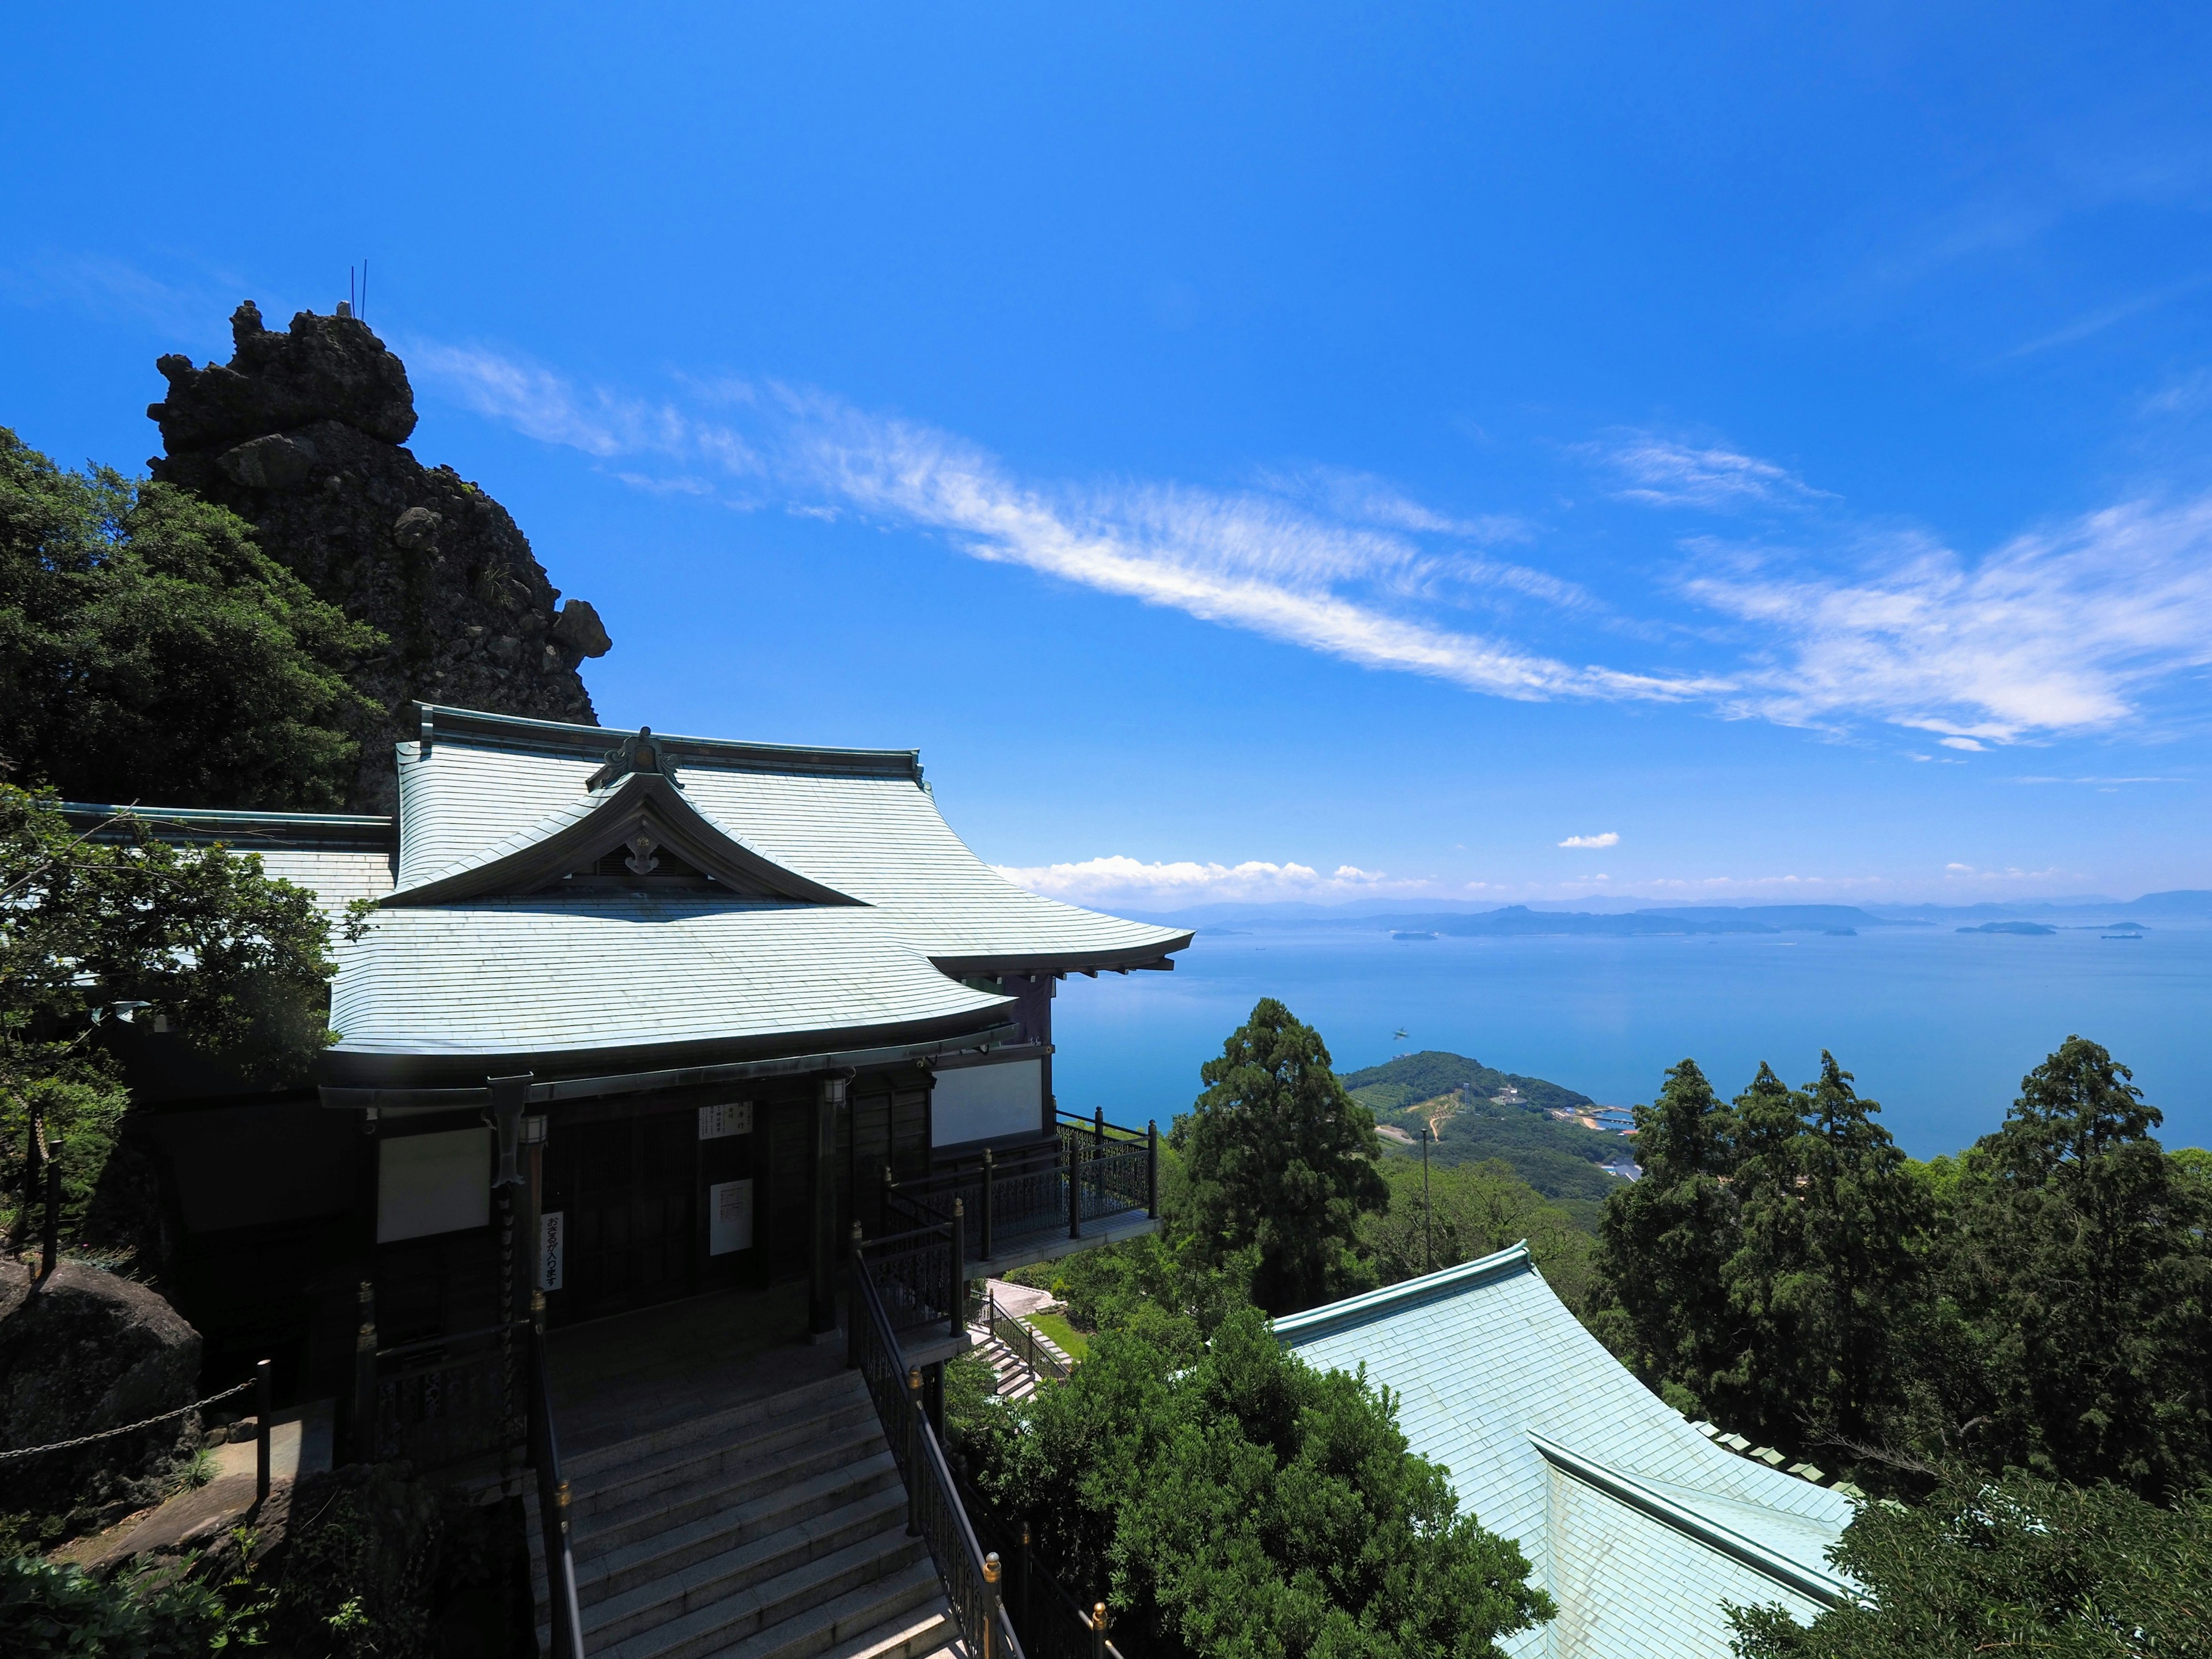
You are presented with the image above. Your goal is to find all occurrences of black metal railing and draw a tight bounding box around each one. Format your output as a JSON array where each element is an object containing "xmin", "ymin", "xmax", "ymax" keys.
[
  {"xmin": 850, "ymin": 1243, "xmax": 1021, "ymax": 1658},
  {"xmin": 858, "ymin": 1222, "xmax": 966, "ymax": 1340},
  {"xmin": 527, "ymin": 1294, "xmax": 586, "ymax": 1659},
  {"xmin": 986, "ymin": 1288, "xmax": 1071, "ymax": 1387},
  {"xmin": 885, "ymin": 1112, "xmax": 1158, "ymax": 1262},
  {"xmin": 365, "ymin": 1316, "xmax": 527, "ymax": 1473},
  {"xmin": 953, "ymin": 1468, "xmax": 1128, "ymax": 1659}
]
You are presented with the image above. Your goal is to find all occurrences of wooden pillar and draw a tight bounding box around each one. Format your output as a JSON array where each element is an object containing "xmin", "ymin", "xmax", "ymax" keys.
[{"xmin": 810, "ymin": 1073, "xmax": 848, "ymax": 1338}]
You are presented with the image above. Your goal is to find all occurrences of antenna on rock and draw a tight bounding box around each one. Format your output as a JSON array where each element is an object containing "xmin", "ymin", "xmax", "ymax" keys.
[{"xmin": 361, "ymin": 257, "xmax": 369, "ymax": 323}]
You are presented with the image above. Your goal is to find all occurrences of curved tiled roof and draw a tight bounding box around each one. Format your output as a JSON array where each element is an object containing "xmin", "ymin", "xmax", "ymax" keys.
[
  {"xmin": 1275, "ymin": 1245, "xmax": 1854, "ymax": 1658},
  {"xmin": 316, "ymin": 704, "xmax": 1190, "ymax": 1077}
]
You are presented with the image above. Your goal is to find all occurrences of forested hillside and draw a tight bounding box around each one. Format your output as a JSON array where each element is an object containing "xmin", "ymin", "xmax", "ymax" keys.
[{"xmin": 1341, "ymin": 1050, "xmax": 1628, "ymax": 1226}]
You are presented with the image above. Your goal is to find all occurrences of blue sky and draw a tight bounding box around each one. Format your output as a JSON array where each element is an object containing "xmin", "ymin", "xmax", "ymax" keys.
[{"xmin": 7, "ymin": 3, "xmax": 2212, "ymax": 910}]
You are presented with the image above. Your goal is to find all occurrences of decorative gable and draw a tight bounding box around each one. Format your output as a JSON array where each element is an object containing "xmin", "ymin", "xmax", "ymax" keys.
[{"xmin": 384, "ymin": 739, "xmax": 861, "ymax": 907}]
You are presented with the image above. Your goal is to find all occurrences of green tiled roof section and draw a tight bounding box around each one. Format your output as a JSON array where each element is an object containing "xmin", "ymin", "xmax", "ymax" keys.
[
  {"xmin": 1275, "ymin": 1249, "xmax": 1851, "ymax": 1657},
  {"xmin": 331, "ymin": 893, "xmax": 1011, "ymax": 1056},
  {"xmin": 1542, "ymin": 1465, "xmax": 1834, "ymax": 1658},
  {"xmin": 391, "ymin": 737, "xmax": 1189, "ymax": 968}
]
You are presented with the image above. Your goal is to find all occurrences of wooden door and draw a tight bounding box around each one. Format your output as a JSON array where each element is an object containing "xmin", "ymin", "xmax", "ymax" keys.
[{"xmin": 550, "ymin": 1111, "xmax": 697, "ymax": 1321}]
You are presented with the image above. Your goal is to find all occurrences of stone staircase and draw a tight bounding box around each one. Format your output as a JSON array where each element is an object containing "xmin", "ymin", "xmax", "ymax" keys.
[
  {"xmin": 968, "ymin": 1309, "xmax": 1075, "ymax": 1405},
  {"xmin": 528, "ymin": 1368, "xmax": 963, "ymax": 1659}
]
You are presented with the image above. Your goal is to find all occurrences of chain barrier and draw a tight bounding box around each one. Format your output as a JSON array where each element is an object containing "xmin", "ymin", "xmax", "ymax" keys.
[{"xmin": 0, "ymin": 1375, "xmax": 256, "ymax": 1463}]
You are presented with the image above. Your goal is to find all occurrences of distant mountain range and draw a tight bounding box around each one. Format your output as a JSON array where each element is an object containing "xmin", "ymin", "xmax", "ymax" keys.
[
  {"xmin": 1339, "ymin": 1050, "xmax": 1631, "ymax": 1230},
  {"xmin": 1133, "ymin": 892, "xmax": 2212, "ymax": 935}
]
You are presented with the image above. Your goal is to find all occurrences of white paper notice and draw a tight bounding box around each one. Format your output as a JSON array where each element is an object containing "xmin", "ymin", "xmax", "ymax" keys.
[
  {"xmin": 709, "ymin": 1180, "xmax": 753, "ymax": 1255},
  {"xmin": 539, "ymin": 1210, "xmax": 565, "ymax": 1291},
  {"xmin": 698, "ymin": 1101, "xmax": 754, "ymax": 1140}
]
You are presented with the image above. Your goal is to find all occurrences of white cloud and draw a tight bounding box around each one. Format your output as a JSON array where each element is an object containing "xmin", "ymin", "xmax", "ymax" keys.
[
  {"xmin": 1558, "ymin": 832, "xmax": 1620, "ymax": 849},
  {"xmin": 406, "ymin": 342, "xmax": 2212, "ymax": 748},
  {"xmin": 1685, "ymin": 498, "xmax": 2212, "ymax": 742},
  {"xmin": 1598, "ymin": 432, "xmax": 1832, "ymax": 509},
  {"xmin": 990, "ymin": 855, "xmax": 1407, "ymax": 904}
]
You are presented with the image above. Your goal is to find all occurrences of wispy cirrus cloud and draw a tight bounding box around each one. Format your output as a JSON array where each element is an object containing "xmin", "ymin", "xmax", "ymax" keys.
[
  {"xmin": 1558, "ymin": 832, "xmax": 1619, "ymax": 849},
  {"xmin": 1684, "ymin": 498, "xmax": 2212, "ymax": 740},
  {"xmin": 1594, "ymin": 431, "xmax": 1834, "ymax": 509},
  {"xmin": 407, "ymin": 339, "xmax": 2212, "ymax": 750},
  {"xmin": 410, "ymin": 341, "xmax": 1719, "ymax": 708}
]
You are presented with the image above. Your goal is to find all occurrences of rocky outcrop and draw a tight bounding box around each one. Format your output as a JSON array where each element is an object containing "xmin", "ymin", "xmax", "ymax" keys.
[
  {"xmin": 0, "ymin": 1258, "xmax": 204, "ymax": 1531},
  {"xmin": 149, "ymin": 302, "xmax": 611, "ymax": 812}
]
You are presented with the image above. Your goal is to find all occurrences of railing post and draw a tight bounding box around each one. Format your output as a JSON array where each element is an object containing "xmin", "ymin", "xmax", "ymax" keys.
[
  {"xmin": 39, "ymin": 1136, "xmax": 62, "ymax": 1280},
  {"xmin": 350, "ymin": 1280, "xmax": 377, "ymax": 1460},
  {"xmin": 1094, "ymin": 1106, "xmax": 1105, "ymax": 1156},
  {"xmin": 1020, "ymin": 1521, "xmax": 1032, "ymax": 1634},
  {"xmin": 983, "ymin": 1552, "xmax": 1001, "ymax": 1659},
  {"xmin": 950, "ymin": 1203, "xmax": 965, "ymax": 1339},
  {"xmin": 847, "ymin": 1223, "xmax": 864, "ymax": 1369},
  {"xmin": 1094, "ymin": 1600, "xmax": 1108, "ymax": 1659},
  {"xmin": 254, "ymin": 1358, "xmax": 272, "ymax": 1502},
  {"xmin": 979, "ymin": 1147, "xmax": 995, "ymax": 1263},
  {"xmin": 1146, "ymin": 1120, "xmax": 1158, "ymax": 1218},
  {"xmin": 1067, "ymin": 1139, "xmax": 1081, "ymax": 1240},
  {"xmin": 906, "ymin": 1367, "xmax": 924, "ymax": 1536}
]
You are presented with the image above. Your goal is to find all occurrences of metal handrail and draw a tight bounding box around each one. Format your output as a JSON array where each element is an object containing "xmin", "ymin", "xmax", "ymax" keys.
[
  {"xmin": 527, "ymin": 1298, "xmax": 586, "ymax": 1659},
  {"xmin": 986, "ymin": 1289, "xmax": 1071, "ymax": 1387},
  {"xmin": 953, "ymin": 1464, "xmax": 1127, "ymax": 1659},
  {"xmin": 851, "ymin": 1240, "xmax": 1022, "ymax": 1659}
]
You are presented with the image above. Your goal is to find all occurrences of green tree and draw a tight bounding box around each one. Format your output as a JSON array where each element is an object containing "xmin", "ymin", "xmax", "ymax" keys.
[
  {"xmin": 1172, "ymin": 998, "xmax": 1389, "ymax": 1316},
  {"xmin": 1939, "ymin": 1037, "xmax": 2211, "ymax": 1499},
  {"xmin": 1588, "ymin": 1059, "xmax": 1741, "ymax": 1416},
  {"xmin": 963, "ymin": 1304, "xmax": 1554, "ymax": 1659},
  {"xmin": 1722, "ymin": 1056, "xmax": 1928, "ymax": 1457},
  {"xmin": 0, "ymin": 427, "xmax": 378, "ymax": 809},
  {"xmin": 1, "ymin": 787, "xmax": 342, "ymax": 1248},
  {"xmin": 1729, "ymin": 1469, "xmax": 2212, "ymax": 1659},
  {"xmin": 1359, "ymin": 1156, "xmax": 1597, "ymax": 1315}
]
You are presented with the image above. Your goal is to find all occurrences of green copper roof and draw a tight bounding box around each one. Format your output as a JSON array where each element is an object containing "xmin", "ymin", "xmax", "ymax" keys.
[{"xmin": 1277, "ymin": 1245, "xmax": 1854, "ymax": 1658}]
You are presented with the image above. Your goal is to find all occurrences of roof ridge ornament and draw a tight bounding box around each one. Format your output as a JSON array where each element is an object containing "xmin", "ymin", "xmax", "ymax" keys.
[{"xmin": 586, "ymin": 726, "xmax": 682, "ymax": 792}]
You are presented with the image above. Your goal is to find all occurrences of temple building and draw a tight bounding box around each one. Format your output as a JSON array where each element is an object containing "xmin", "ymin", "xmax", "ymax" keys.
[{"xmin": 85, "ymin": 702, "xmax": 1186, "ymax": 1415}]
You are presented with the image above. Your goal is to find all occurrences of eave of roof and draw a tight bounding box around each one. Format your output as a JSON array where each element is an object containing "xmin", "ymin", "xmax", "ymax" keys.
[
  {"xmin": 60, "ymin": 802, "xmax": 397, "ymax": 852},
  {"xmin": 1271, "ymin": 1240, "xmax": 1533, "ymax": 1339},
  {"xmin": 414, "ymin": 702, "xmax": 924, "ymax": 781}
]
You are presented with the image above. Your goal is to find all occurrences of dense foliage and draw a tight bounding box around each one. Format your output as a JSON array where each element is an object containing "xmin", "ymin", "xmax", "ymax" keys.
[
  {"xmin": 0, "ymin": 1548, "xmax": 269, "ymax": 1657},
  {"xmin": 955, "ymin": 1304, "xmax": 1554, "ymax": 1659},
  {"xmin": 1729, "ymin": 1469, "xmax": 2211, "ymax": 1658},
  {"xmin": 1359, "ymin": 1155, "xmax": 1595, "ymax": 1313},
  {"xmin": 1588, "ymin": 1039, "xmax": 2211, "ymax": 1501},
  {"xmin": 1173, "ymin": 998, "xmax": 1390, "ymax": 1315},
  {"xmin": 0, "ymin": 426, "xmax": 378, "ymax": 810},
  {"xmin": 1, "ymin": 786, "xmax": 342, "ymax": 1247}
]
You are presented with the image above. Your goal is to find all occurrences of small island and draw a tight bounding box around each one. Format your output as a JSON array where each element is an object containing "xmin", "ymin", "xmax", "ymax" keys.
[{"xmin": 1957, "ymin": 921, "xmax": 2058, "ymax": 935}]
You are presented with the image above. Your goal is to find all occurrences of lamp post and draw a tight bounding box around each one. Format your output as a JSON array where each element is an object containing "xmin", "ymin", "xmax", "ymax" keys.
[{"xmin": 1419, "ymin": 1126, "xmax": 1432, "ymax": 1275}]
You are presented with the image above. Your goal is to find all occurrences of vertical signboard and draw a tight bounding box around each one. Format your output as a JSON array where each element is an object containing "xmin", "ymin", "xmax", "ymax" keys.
[
  {"xmin": 699, "ymin": 1102, "xmax": 753, "ymax": 1139},
  {"xmin": 539, "ymin": 1210, "xmax": 565, "ymax": 1291}
]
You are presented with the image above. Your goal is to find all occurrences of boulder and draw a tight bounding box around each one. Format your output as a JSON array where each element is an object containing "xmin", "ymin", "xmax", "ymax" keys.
[
  {"xmin": 551, "ymin": 597, "xmax": 613, "ymax": 658},
  {"xmin": 0, "ymin": 1258, "xmax": 203, "ymax": 1531},
  {"xmin": 147, "ymin": 302, "xmax": 611, "ymax": 811}
]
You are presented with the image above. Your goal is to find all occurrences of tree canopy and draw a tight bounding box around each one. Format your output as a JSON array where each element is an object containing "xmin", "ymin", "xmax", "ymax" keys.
[
  {"xmin": 1729, "ymin": 1468, "xmax": 2211, "ymax": 1659},
  {"xmin": 956, "ymin": 1304, "xmax": 1554, "ymax": 1659},
  {"xmin": 0, "ymin": 426, "xmax": 378, "ymax": 809},
  {"xmin": 1588, "ymin": 1038, "xmax": 2211, "ymax": 1502},
  {"xmin": 1172, "ymin": 998, "xmax": 1391, "ymax": 1315}
]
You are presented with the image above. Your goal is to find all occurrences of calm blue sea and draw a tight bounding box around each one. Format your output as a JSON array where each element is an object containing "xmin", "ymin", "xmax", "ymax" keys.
[{"xmin": 1049, "ymin": 925, "xmax": 2212, "ymax": 1158}]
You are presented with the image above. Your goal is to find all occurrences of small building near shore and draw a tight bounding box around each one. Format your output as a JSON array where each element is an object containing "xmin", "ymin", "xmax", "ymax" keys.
[{"xmin": 1274, "ymin": 1244, "xmax": 1854, "ymax": 1658}]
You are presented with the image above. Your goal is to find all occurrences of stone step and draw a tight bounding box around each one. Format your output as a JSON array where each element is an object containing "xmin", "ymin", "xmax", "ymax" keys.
[
  {"xmin": 565, "ymin": 1371, "xmax": 872, "ymax": 1487},
  {"xmin": 822, "ymin": 1604, "xmax": 963, "ymax": 1659},
  {"xmin": 569, "ymin": 1418, "xmax": 891, "ymax": 1565},
  {"xmin": 603, "ymin": 1531, "xmax": 935, "ymax": 1659},
  {"xmin": 576, "ymin": 1450, "xmax": 905, "ymax": 1606},
  {"xmin": 582, "ymin": 1488, "xmax": 911, "ymax": 1646},
  {"xmin": 567, "ymin": 1387, "xmax": 880, "ymax": 1528}
]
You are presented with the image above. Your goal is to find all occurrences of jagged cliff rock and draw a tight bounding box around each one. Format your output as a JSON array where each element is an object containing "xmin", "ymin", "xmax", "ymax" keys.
[{"xmin": 148, "ymin": 302, "xmax": 609, "ymax": 812}]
